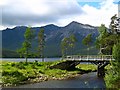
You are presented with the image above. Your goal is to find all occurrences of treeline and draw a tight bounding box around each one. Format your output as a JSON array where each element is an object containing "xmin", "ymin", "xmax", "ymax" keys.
[
  {"xmin": 61, "ymin": 33, "xmax": 93, "ymax": 58},
  {"xmin": 96, "ymin": 14, "xmax": 120, "ymax": 88},
  {"xmin": 2, "ymin": 48, "xmax": 19, "ymax": 58},
  {"xmin": 16, "ymin": 27, "xmax": 45, "ymax": 62},
  {"xmin": 96, "ymin": 14, "xmax": 120, "ymax": 55},
  {"xmin": 16, "ymin": 26, "xmax": 94, "ymax": 62}
]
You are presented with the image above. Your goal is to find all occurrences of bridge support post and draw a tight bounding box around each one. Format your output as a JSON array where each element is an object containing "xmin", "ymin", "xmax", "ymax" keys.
[
  {"xmin": 68, "ymin": 61, "xmax": 80, "ymax": 70},
  {"xmin": 97, "ymin": 65, "xmax": 105, "ymax": 77}
]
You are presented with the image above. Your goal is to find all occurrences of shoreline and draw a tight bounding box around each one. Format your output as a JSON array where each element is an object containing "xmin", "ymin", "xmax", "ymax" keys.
[
  {"xmin": 1, "ymin": 61, "xmax": 97, "ymax": 87},
  {"xmin": 2, "ymin": 70, "xmax": 97, "ymax": 87},
  {"xmin": 2, "ymin": 73, "xmax": 80, "ymax": 87}
]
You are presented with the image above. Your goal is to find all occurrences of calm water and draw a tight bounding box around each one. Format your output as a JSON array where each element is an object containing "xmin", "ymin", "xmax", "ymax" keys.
[
  {"xmin": 14, "ymin": 72, "xmax": 106, "ymax": 88},
  {"xmin": 1, "ymin": 58, "xmax": 91, "ymax": 64},
  {"xmin": 1, "ymin": 58, "xmax": 61, "ymax": 62}
]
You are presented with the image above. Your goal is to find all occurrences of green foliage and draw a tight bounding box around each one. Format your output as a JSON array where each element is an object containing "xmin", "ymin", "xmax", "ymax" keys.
[
  {"xmin": 2, "ymin": 75, "xmax": 27, "ymax": 84},
  {"xmin": 82, "ymin": 34, "xmax": 92, "ymax": 46},
  {"xmin": 113, "ymin": 43, "xmax": 120, "ymax": 61},
  {"xmin": 24, "ymin": 27, "xmax": 34, "ymax": 41},
  {"xmin": 96, "ymin": 15, "xmax": 120, "ymax": 88},
  {"xmin": 44, "ymin": 69, "xmax": 67, "ymax": 78},
  {"xmin": 76, "ymin": 64, "xmax": 97, "ymax": 71},
  {"xmin": 96, "ymin": 33, "xmax": 117, "ymax": 55},
  {"xmin": 2, "ymin": 70, "xmax": 28, "ymax": 84},
  {"xmin": 105, "ymin": 43, "xmax": 120, "ymax": 88},
  {"xmin": 37, "ymin": 28, "xmax": 45, "ymax": 62},
  {"xmin": 69, "ymin": 34, "xmax": 77, "ymax": 48},
  {"xmin": 61, "ymin": 34, "xmax": 77, "ymax": 57},
  {"xmin": 2, "ymin": 61, "xmax": 97, "ymax": 87},
  {"xmin": 96, "ymin": 24, "xmax": 108, "ymax": 46},
  {"xmin": 2, "ymin": 70, "xmax": 22, "ymax": 77},
  {"xmin": 96, "ymin": 15, "xmax": 120, "ymax": 55},
  {"xmin": 17, "ymin": 27, "xmax": 34, "ymax": 62},
  {"xmin": 3, "ymin": 21, "xmax": 101, "ymax": 58},
  {"xmin": 61, "ymin": 37, "xmax": 70, "ymax": 57},
  {"xmin": 82, "ymin": 34, "xmax": 92, "ymax": 55}
]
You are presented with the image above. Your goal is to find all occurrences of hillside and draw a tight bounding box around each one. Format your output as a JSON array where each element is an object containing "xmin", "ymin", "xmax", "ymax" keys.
[{"xmin": 2, "ymin": 21, "xmax": 99, "ymax": 57}]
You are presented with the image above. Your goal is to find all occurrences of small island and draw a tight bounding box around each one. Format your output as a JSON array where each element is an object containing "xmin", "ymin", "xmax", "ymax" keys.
[{"xmin": 1, "ymin": 60, "xmax": 97, "ymax": 87}]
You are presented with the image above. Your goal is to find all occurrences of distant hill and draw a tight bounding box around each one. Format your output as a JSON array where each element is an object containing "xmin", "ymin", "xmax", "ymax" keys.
[
  {"xmin": 2, "ymin": 48, "xmax": 19, "ymax": 58},
  {"xmin": 2, "ymin": 21, "xmax": 99, "ymax": 57}
]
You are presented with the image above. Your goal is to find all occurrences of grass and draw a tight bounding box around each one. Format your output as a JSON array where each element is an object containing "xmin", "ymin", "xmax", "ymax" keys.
[
  {"xmin": 1, "ymin": 60, "xmax": 97, "ymax": 87},
  {"xmin": 76, "ymin": 64, "xmax": 97, "ymax": 71}
]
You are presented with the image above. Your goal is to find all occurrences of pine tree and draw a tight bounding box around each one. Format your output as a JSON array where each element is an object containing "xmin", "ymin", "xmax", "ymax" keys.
[
  {"xmin": 17, "ymin": 27, "xmax": 34, "ymax": 63},
  {"xmin": 61, "ymin": 34, "xmax": 77, "ymax": 58},
  {"xmin": 38, "ymin": 28, "xmax": 45, "ymax": 62},
  {"xmin": 96, "ymin": 24, "xmax": 108, "ymax": 54},
  {"xmin": 82, "ymin": 33, "xmax": 92, "ymax": 55},
  {"xmin": 61, "ymin": 37, "xmax": 70, "ymax": 58},
  {"xmin": 69, "ymin": 34, "xmax": 77, "ymax": 55}
]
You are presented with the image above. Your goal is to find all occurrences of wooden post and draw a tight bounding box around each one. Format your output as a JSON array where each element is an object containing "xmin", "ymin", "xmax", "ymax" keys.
[{"xmin": 97, "ymin": 64, "xmax": 105, "ymax": 77}]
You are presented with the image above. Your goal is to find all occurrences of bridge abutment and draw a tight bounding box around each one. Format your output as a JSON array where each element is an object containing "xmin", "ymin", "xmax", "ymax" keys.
[{"xmin": 97, "ymin": 65, "xmax": 105, "ymax": 77}]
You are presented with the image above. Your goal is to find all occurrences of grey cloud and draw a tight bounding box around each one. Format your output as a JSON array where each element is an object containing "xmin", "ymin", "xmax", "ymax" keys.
[
  {"xmin": 2, "ymin": 12, "xmax": 61, "ymax": 26},
  {"xmin": 2, "ymin": 2, "xmax": 84, "ymax": 27}
]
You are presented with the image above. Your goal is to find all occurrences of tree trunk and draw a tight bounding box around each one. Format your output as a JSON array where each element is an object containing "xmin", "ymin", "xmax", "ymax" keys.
[
  {"xmin": 25, "ymin": 57, "xmax": 27, "ymax": 63},
  {"xmin": 65, "ymin": 48, "xmax": 67, "ymax": 56},
  {"xmin": 99, "ymin": 46, "xmax": 102, "ymax": 55},
  {"xmin": 42, "ymin": 46, "xmax": 44, "ymax": 62},
  {"xmin": 87, "ymin": 47, "xmax": 89, "ymax": 55},
  {"xmin": 25, "ymin": 49, "xmax": 28, "ymax": 63},
  {"xmin": 71, "ymin": 48, "xmax": 72, "ymax": 55}
]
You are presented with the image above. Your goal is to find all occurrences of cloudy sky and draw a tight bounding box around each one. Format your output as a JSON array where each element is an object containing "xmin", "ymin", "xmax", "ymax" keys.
[{"xmin": 0, "ymin": 0, "xmax": 119, "ymax": 30}]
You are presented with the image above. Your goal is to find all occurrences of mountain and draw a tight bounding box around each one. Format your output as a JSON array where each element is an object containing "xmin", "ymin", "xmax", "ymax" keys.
[{"xmin": 2, "ymin": 21, "xmax": 99, "ymax": 57}]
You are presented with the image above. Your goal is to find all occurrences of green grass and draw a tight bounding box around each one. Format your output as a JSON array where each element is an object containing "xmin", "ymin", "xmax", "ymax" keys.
[
  {"xmin": 1, "ymin": 60, "xmax": 97, "ymax": 87},
  {"xmin": 76, "ymin": 64, "xmax": 97, "ymax": 72}
]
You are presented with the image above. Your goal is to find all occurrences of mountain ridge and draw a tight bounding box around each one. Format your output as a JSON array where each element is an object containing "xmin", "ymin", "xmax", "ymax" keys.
[
  {"xmin": 2, "ymin": 21, "xmax": 99, "ymax": 57},
  {"xmin": 1, "ymin": 21, "xmax": 97, "ymax": 31}
]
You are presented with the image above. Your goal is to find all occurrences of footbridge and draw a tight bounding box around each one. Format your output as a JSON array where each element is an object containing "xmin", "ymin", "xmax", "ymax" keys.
[
  {"xmin": 50, "ymin": 55, "xmax": 114, "ymax": 77},
  {"xmin": 65, "ymin": 55, "xmax": 114, "ymax": 77}
]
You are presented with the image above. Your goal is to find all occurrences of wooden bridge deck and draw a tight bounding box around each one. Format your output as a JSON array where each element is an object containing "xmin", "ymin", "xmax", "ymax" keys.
[{"xmin": 65, "ymin": 55, "xmax": 115, "ymax": 62}]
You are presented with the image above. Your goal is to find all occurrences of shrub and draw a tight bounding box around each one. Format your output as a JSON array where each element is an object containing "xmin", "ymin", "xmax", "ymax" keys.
[
  {"xmin": 11, "ymin": 63, "xmax": 16, "ymax": 67},
  {"xmin": 2, "ymin": 75, "xmax": 28, "ymax": 84},
  {"xmin": 31, "ymin": 64, "xmax": 37, "ymax": 69},
  {"xmin": 15, "ymin": 63, "xmax": 25, "ymax": 69},
  {"xmin": 105, "ymin": 43, "xmax": 120, "ymax": 88},
  {"xmin": 2, "ymin": 71, "xmax": 9, "ymax": 76},
  {"xmin": 2, "ymin": 70, "xmax": 23, "ymax": 77}
]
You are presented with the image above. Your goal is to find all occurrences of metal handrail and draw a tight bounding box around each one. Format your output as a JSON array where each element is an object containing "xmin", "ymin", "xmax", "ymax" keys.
[{"xmin": 65, "ymin": 55, "xmax": 114, "ymax": 61}]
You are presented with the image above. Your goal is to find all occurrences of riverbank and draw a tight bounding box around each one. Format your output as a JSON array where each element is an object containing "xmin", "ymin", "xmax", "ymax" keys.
[
  {"xmin": 104, "ymin": 64, "xmax": 120, "ymax": 89},
  {"xmin": 1, "ymin": 60, "xmax": 97, "ymax": 87}
]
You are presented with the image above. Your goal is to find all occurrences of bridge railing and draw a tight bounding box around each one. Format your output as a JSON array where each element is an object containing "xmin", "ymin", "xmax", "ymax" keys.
[{"xmin": 65, "ymin": 55, "xmax": 115, "ymax": 61}]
